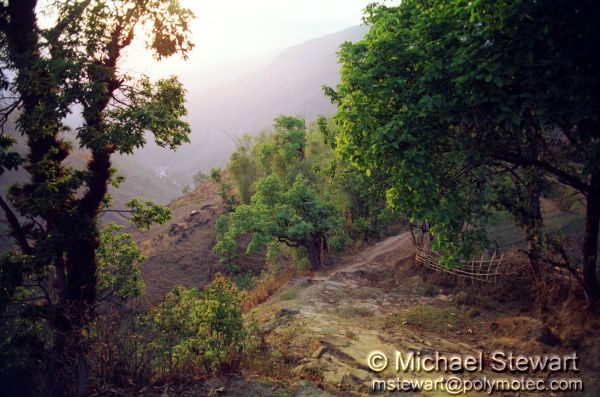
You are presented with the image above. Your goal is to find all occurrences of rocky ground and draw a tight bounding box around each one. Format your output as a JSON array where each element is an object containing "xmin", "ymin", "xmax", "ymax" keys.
[
  {"xmin": 132, "ymin": 178, "xmax": 599, "ymax": 396},
  {"xmin": 230, "ymin": 232, "xmax": 600, "ymax": 397}
]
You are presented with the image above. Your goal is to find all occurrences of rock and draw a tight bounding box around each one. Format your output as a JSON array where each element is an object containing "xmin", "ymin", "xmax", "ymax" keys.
[
  {"xmin": 278, "ymin": 308, "xmax": 300, "ymax": 317},
  {"xmin": 261, "ymin": 323, "xmax": 274, "ymax": 333},
  {"xmin": 467, "ymin": 309, "xmax": 481, "ymax": 318},
  {"xmin": 536, "ymin": 325, "xmax": 562, "ymax": 347},
  {"xmin": 437, "ymin": 294, "xmax": 451, "ymax": 302},
  {"xmin": 288, "ymin": 276, "xmax": 313, "ymax": 286},
  {"xmin": 207, "ymin": 386, "xmax": 225, "ymax": 396},
  {"xmin": 294, "ymin": 380, "xmax": 334, "ymax": 397},
  {"xmin": 405, "ymin": 274, "xmax": 424, "ymax": 289},
  {"xmin": 291, "ymin": 361, "xmax": 322, "ymax": 377},
  {"xmin": 319, "ymin": 337, "xmax": 351, "ymax": 348},
  {"xmin": 168, "ymin": 222, "xmax": 186, "ymax": 236},
  {"xmin": 454, "ymin": 291, "xmax": 472, "ymax": 305},
  {"xmin": 489, "ymin": 322, "xmax": 501, "ymax": 332},
  {"xmin": 336, "ymin": 373, "xmax": 365, "ymax": 389},
  {"xmin": 312, "ymin": 345, "xmax": 329, "ymax": 359}
]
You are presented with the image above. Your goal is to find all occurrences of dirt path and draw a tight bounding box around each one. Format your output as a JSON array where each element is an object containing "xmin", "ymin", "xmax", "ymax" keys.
[
  {"xmin": 250, "ymin": 232, "xmax": 477, "ymax": 396},
  {"xmin": 246, "ymin": 232, "xmax": 593, "ymax": 396}
]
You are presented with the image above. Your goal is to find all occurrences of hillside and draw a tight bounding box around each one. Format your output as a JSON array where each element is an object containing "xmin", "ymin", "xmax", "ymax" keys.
[
  {"xmin": 130, "ymin": 175, "xmax": 267, "ymax": 304},
  {"xmin": 1, "ymin": 26, "xmax": 368, "ymax": 212},
  {"xmin": 126, "ymin": 25, "xmax": 369, "ymax": 192}
]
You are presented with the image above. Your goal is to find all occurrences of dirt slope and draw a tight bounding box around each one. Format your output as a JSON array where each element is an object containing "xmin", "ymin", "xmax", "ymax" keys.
[
  {"xmin": 245, "ymin": 232, "xmax": 599, "ymax": 396},
  {"xmin": 131, "ymin": 178, "xmax": 265, "ymax": 304}
]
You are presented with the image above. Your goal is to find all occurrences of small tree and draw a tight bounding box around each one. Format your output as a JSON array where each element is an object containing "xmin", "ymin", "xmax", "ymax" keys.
[
  {"xmin": 214, "ymin": 174, "xmax": 344, "ymax": 269},
  {"xmin": 193, "ymin": 171, "xmax": 209, "ymax": 186},
  {"xmin": 96, "ymin": 223, "xmax": 145, "ymax": 303},
  {"xmin": 150, "ymin": 275, "xmax": 246, "ymax": 375},
  {"xmin": 210, "ymin": 167, "xmax": 237, "ymax": 212}
]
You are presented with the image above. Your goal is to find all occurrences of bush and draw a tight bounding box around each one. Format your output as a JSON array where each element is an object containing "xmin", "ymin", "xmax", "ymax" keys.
[{"xmin": 150, "ymin": 275, "xmax": 246, "ymax": 376}]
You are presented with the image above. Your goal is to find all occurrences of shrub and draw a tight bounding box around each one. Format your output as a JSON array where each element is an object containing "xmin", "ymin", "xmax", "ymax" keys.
[{"xmin": 150, "ymin": 275, "xmax": 246, "ymax": 376}]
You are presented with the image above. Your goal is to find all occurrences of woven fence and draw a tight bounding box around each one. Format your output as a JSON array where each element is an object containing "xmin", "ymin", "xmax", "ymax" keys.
[{"xmin": 415, "ymin": 245, "xmax": 504, "ymax": 283}]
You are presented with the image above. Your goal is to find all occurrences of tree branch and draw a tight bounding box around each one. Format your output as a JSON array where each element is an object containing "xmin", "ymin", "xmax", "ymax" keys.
[
  {"xmin": 48, "ymin": 0, "xmax": 92, "ymax": 39},
  {"xmin": 276, "ymin": 237, "xmax": 299, "ymax": 248},
  {"xmin": 0, "ymin": 194, "xmax": 32, "ymax": 255},
  {"xmin": 496, "ymin": 152, "xmax": 589, "ymax": 194}
]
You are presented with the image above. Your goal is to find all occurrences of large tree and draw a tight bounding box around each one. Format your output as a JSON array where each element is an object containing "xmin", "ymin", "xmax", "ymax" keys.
[
  {"xmin": 0, "ymin": 0, "xmax": 193, "ymax": 392},
  {"xmin": 327, "ymin": 0, "xmax": 600, "ymax": 307}
]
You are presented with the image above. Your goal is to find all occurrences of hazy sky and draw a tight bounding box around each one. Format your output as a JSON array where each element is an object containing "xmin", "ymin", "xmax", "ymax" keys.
[
  {"xmin": 122, "ymin": 0, "xmax": 393, "ymax": 78},
  {"xmin": 185, "ymin": 1, "xmax": 374, "ymax": 62},
  {"xmin": 37, "ymin": 1, "xmax": 399, "ymax": 78}
]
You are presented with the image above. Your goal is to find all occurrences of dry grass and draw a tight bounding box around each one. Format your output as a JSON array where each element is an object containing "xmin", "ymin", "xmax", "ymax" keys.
[
  {"xmin": 376, "ymin": 305, "xmax": 459, "ymax": 333},
  {"xmin": 241, "ymin": 267, "xmax": 310, "ymax": 312}
]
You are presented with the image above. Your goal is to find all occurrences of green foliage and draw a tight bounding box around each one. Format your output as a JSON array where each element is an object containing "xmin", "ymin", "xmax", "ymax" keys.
[
  {"xmin": 214, "ymin": 174, "xmax": 345, "ymax": 268},
  {"xmin": 210, "ymin": 168, "xmax": 237, "ymax": 212},
  {"xmin": 328, "ymin": 0, "xmax": 600, "ymax": 281},
  {"xmin": 96, "ymin": 223, "xmax": 145, "ymax": 301},
  {"xmin": 99, "ymin": 76, "xmax": 191, "ymax": 153},
  {"xmin": 150, "ymin": 275, "xmax": 246, "ymax": 374},
  {"xmin": 125, "ymin": 198, "xmax": 173, "ymax": 232},
  {"xmin": 326, "ymin": 0, "xmax": 506, "ymax": 263},
  {"xmin": 0, "ymin": 252, "xmax": 36, "ymax": 312},
  {"xmin": 214, "ymin": 215, "xmax": 238, "ymax": 266},
  {"xmin": 228, "ymin": 136, "xmax": 259, "ymax": 204},
  {"xmin": 0, "ymin": 136, "xmax": 22, "ymax": 176},
  {"xmin": 193, "ymin": 170, "xmax": 209, "ymax": 186},
  {"xmin": 226, "ymin": 115, "xmax": 400, "ymax": 247}
]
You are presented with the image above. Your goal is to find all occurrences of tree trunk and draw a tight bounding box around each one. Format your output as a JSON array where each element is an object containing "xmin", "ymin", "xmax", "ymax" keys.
[
  {"xmin": 524, "ymin": 174, "xmax": 543, "ymax": 279},
  {"xmin": 582, "ymin": 175, "xmax": 600, "ymax": 310},
  {"xmin": 305, "ymin": 236, "xmax": 322, "ymax": 269},
  {"xmin": 65, "ymin": 148, "xmax": 112, "ymax": 307}
]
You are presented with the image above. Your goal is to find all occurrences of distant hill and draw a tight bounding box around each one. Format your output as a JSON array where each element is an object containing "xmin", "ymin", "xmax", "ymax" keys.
[
  {"xmin": 124, "ymin": 25, "xmax": 369, "ymax": 196},
  {"xmin": 1, "ymin": 25, "xmax": 368, "ymax": 232}
]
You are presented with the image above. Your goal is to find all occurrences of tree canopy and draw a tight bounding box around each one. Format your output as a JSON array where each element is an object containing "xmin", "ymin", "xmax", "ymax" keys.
[
  {"xmin": 326, "ymin": 0, "xmax": 600, "ymax": 307},
  {"xmin": 215, "ymin": 174, "xmax": 344, "ymax": 269},
  {"xmin": 0, "ymin": 0, "xmax": 195, "ymax": 392}
]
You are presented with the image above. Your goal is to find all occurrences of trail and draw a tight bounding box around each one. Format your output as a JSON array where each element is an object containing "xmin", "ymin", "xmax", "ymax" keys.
[
  {"xmin": 188, "ymin": 232, "xmax": 597, "ymax": 396},
  {"xmin": 253, "ymin": 232, "xmax": 486, "ymax": 396}
]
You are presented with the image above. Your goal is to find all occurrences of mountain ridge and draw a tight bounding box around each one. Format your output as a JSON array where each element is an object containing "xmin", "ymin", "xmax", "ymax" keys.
[{"xmin": 122, "ymin": 25, "xmax": 369, "ymax": 198}]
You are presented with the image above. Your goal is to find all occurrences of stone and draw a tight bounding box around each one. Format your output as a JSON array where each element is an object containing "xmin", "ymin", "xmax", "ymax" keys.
[
  {"xmin": 454, "ymin": 291, "xmax": 472, "ymax": 305},
  {"xmin": 312, "ymin": 345, "xmax": 329, "ymax": 359},
  {"xmin": 294, "ymin": 380, "xmax": 334, "ymax": 397},
  {"xmin": 536, "ymin": 325, "xmax": 562, "ymax": 347},
  {"xmin": 278, "ymin": 308, "xmax": 300, "ymax": 317}
]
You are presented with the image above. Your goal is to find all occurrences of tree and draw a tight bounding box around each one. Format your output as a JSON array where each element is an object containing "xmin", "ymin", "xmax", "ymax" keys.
[
  {"xmin": 193, "ymin": 170, "xmax": 209, "ymax": 186},
  {"xmin": 0, "ymin": 0, "xmax": 194, "ymax": 391},
  {"xmin": 327, "ymin": 0, "xmax": 600, "ymax": 306},
  {"xmin": 210, "ymin": 167, "xmax": 237, "ymax": 212},
  {"xmin": 228, "ymin": 135, "xmax": 259, "ymax": 204},
  {"xmin": 96, "ymin": 223, "xmax": 145, "ymax": 302},
  {"xmin": 214, "ymin": 174, "xmax": 344, "ymax": 269},
  {"xmin": 258, "ymin": 115, "xmax": 307, "ymax": 183},
  {"xmin": 0, "ymin": 0, "xmax": 192, "ymax": 306},
  {"xmin": 490, "ymin": 168, "xmax": 549, "ymax": 278}
]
